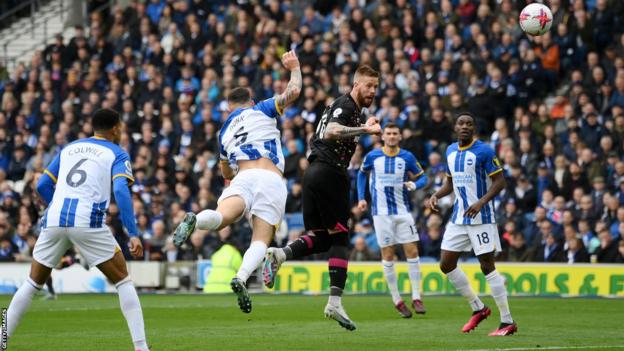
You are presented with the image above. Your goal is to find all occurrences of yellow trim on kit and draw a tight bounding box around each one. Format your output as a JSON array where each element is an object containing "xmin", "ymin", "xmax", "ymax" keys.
[
  {"xmin": 458, "ymin": 139, "xmax": 476, "ymax": 151},
  {"xmin": 382, "ymin": 146, "xmax": 400, "ymax": 157},
  {"xmin": 488, "ymin": 168, "xmax": 503, "ymax": 177},
  {"xmin": 112, "ymin": 173, "xmax": 135, "ymax": 185},
  {"xmin": 274, "ymin": 98, "xmax": 283, "ymax": 115},
  {"xmin": 92, "ymin": 135, "xmax": 107, "ymax": 140},
  {"xmin": 44, "ymin": 169, "xmax": 58, "ymax": 183}
]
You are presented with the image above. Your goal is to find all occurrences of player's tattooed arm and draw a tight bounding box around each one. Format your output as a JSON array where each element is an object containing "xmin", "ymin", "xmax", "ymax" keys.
[
  {"xmin": 276, "ymin": 69, "xmax": 301, "ymax": 109},
  {"xmin": 276, "ymin": 50, "xmax": 302, "ymax": 111},
  {"xmin": 323, "ymin": 121, "xmax": 382, "ymax": 140}
]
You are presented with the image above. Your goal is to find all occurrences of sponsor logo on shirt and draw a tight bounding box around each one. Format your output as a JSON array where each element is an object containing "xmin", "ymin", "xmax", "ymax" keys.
[{"xmin": 453, "ymin": 174, "xmax": 474, "ymax": 185}]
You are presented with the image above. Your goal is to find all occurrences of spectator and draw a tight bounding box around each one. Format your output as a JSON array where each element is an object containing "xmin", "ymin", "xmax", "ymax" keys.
[
  {"xmin": 349, "ymin": 237, "xmax": 378, "ymax": 262},
  {"xmin": 579, "ymin": 219, "xmax": 601, "ymax": 255},
  {"xmin": 1, "ymin": 0, "xmax": 623, "ymax": 267},
  {"xmin": 565, "ymin": 237, "xmax": 590, "ymax": 263},
  {"xmin": 420, "ymin": 213, "xmax": 443, "ymax": 260},
  {"xmin": 616, "ymin": 240, "xmax": 624, "ymax": 263},
  {"xmin": 147, "ymin": 220, "xmax": 167, "ymax": 261},
  {"xmin": 533, "ymin": 231, "xmax": 564, "ymax": 263},
  {"xmin": 285, "ymin": 183, "xmax": 303, "ymax": 214},
  {"xmin": 350, "ymin": 219, "xmax": 379, "ymax": 254},
  {"xmin": 0, "ymin": 235, "xmax": 14, "ymax": 261},
  {"xmin": 595, "ymin": 229, "xmax": 619, "ymax": 262},
  {"xmin": 507, "ymin": 232, "xmax": 532, "ymax": 262}
]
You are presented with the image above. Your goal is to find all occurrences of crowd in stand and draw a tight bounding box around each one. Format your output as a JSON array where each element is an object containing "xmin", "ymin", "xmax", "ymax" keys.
[{"xmin": 1, "ymin": 0, "xmax": 624, "ymax": 265}]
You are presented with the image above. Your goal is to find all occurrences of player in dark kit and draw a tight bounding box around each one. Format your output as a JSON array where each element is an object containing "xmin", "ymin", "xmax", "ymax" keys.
[{"xmin": 263, "ymin": 66, "xmax": 382, "ymax": 330}]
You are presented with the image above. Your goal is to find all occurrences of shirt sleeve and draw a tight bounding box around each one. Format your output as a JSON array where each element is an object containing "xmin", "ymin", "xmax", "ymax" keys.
[
  {"xmin": 327, "ymin": 101, "xmax": 355, "ymax": 126},
  {"xmin": 219, "ymin": 144, "xmax": 228, "ymax": 160},
  {"xmin": 113, "ymin": 176, "xmax": 139, "ymax": 237},
  {"xmin": 360, "ymin": 152, "xmax": 374, "ymax": 171},
  {"xmin": 356, "ymin": 170, "xmax": 368, "ymax": 201},
  {"xmin": 111, "ymin": 150, "xmax": 135, "ymax": 185},
  {"xmin": 406, "ymin": 153, "xmax": 424, "ymax": 177},
  {"xmin": 483, "ymin": 146, "xmax": 503, "ymax": 176},
  {"xmin": 445, "ymin": 146, "xmax": 452, "ymax": 177},
  {"xmin": 43, "ymin": 153, "xmax": 61, "ymax": 183},
  {"xmin": 253, "ymin": 97, "xmax": 282, "ymax": 118},
  {"xmin": 36, "ymin": 173, "xmax": 56, "ymax": 204}
]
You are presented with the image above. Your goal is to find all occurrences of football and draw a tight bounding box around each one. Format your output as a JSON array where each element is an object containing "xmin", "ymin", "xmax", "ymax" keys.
[{"xmin": 519, "ymin": 3, "xmax": 553, "ymax": 36}]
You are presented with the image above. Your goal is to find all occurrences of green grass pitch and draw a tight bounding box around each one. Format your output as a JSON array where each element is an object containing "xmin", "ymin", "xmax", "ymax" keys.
[{"xmin": 2, "ymin": 294, "xmax": 623, "ymax": 351}]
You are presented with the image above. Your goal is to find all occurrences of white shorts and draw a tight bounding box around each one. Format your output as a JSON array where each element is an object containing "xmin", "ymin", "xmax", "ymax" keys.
[
  {"xmin": 218, "ymin": 169, "xmax": 287, "ymax": 226},
  {"xmin": 33, "ymin": 227, "xmax": 121, "ymax": 268},
  {"xmin": 441, "ymin": 223, "xmax": 502, "ymax": 256},
  {"xmin": 373, "ymin": 214, "xmax": 420, "ymax": 248}
]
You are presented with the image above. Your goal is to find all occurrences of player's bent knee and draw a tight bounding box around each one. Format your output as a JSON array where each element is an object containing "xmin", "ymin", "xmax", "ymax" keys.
[
  {"xmin": 479, "ymin": 262, "xmax": 495, "ymax": 275},
  {"xmin": 314, "ymin": 238, "xmax": 332, "ymax": 254},
  {"xmin": 114, "ymin": 276, "xmax": 132, "ymax": 289},
  {"xmin": 439, "ymin": 261, "xmax": 456, "ymax": 274},
  {"xmin": 381, "ymin": 247, "xmax": 395, "ymax": 261},
  {"xmin": 329, "ymin": 231, "xmax": 349, "ymax": 246},
  {"xmin": 328, "ymin": 243, "xmax": 349, "ymax": 259},
  {"xmin": 97, "ymin": 252, "xmax": 129, "ymax": 284},
  {"xmin": 251, "ymin": 216, "xmax": 277, "ymax": 243},
  {"xmin": 29, "ymin": 260, "xmax": 53, "ymax": 285},
  {"xmin": 403, "ymin": 243, "xmax": 419, "ymax": 259},
  {"xmin": 478, "ymin": 252, "xmax": 496, "ymax": 275},
  {"xmin": 216, "ymin": 196, "xmax": 247, "ymax": 225}
]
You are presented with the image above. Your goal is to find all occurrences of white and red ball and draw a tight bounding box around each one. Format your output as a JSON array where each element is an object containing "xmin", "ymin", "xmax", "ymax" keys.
[{"xmin": 519, "ymin": 3, "xmax": 553, "ymax": 36}]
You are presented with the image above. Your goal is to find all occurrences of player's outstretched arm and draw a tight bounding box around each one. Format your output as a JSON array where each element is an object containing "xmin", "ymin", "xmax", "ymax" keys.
[
  {"xmin": 276, "ymin": 50, "xmax": 302, "ymax": 111},
  {"xmin": 324, "ymin": 121, "xmax": 381, "ymax": 140},
  {"xmin": 464, "ymin": 171, "xmax": 507, "ymax": 218},
  {"xmin": 113, "ymin": 176, "xmax": 143, "ymax": 258}
]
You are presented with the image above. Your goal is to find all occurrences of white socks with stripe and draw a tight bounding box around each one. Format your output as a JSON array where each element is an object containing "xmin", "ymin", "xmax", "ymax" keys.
[
  {"xmin": 446, "ymin": 267, "xmax": 485, "ymax": 312},
  {"xmin": 382, "ymin": 260, "xmax": 402, "ymax": 305},
  {"xmin": 237, "ymin": 241, "xmax": 268, "ymax": 282},
  {"xmin": 116, "ymin": 278, "xmax": 149, "ymax": 351},
  {"xmin": 196, "ymin": 210, "xmax": 223, "ymax": 230},
  {"xmin": 7, "ymin": 277, "xmax": 42, "ymax": 337},
  {"xmin": 486, "ymin": 270, "xmax": 513, "ymax": 324},
  {"xmin": 407, "ymin": 257, "xmax": 422, "ymax": 300}
]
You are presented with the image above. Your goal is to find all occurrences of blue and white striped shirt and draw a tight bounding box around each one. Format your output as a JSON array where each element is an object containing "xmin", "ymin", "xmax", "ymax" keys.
[
  {"xmin": 445, "ymin": 140, "xmax": 502, "ymax": 225},
  {"xmin": 359, "ymin": 148, "xmax": 424, "ymax": 216}
]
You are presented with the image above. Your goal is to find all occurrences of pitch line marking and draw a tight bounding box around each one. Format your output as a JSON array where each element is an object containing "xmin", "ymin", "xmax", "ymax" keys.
[{"xmin": 458, "ymin": 346, "xmax": 624, "ymax": 351}]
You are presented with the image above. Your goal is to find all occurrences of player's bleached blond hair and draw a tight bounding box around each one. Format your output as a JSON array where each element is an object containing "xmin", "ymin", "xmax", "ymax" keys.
[{"xmin": 354, "ymin": 65, "xmax": 380, "ymax": 82}]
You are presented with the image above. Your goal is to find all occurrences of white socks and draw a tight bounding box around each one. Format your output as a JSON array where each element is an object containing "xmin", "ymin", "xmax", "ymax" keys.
[
  {"xmin": 383, "ymin": 258, "xmax": 422, "ymax": 304},
  {"xmin": 274, "ymin": 247, "xmax": 287, "ymax": 264},
  {"xmin": 486, "ymin": 270, "xmax": 513, "ymax": 324},
  {"xmin": 196, "ymin": 210, "xmax": 223, "ymax": 230},
  {"xmin": 328, "ymin": 295, "xmax": 341, "ymax": 306},
  {"xmin": 382, "ymin": 260, "xmax": 402, "ymax": 304},
  {"xmin": 7, "ymin": 277, "xmax": 42, "ymax": 337},
  {"xmin": 446, "ymin": 267, "xmax": 485, "ymax": 312},
  {"xmin": 116, "ymin": 278, "xmax": 149, "ymax": 351},
  {"xmin": 237, "ymin": 241, "xmax": 268, "ymax": 282},
  {"xmin": 407, "ymin": 257, "xmax": 422, "ymax": 300}
]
